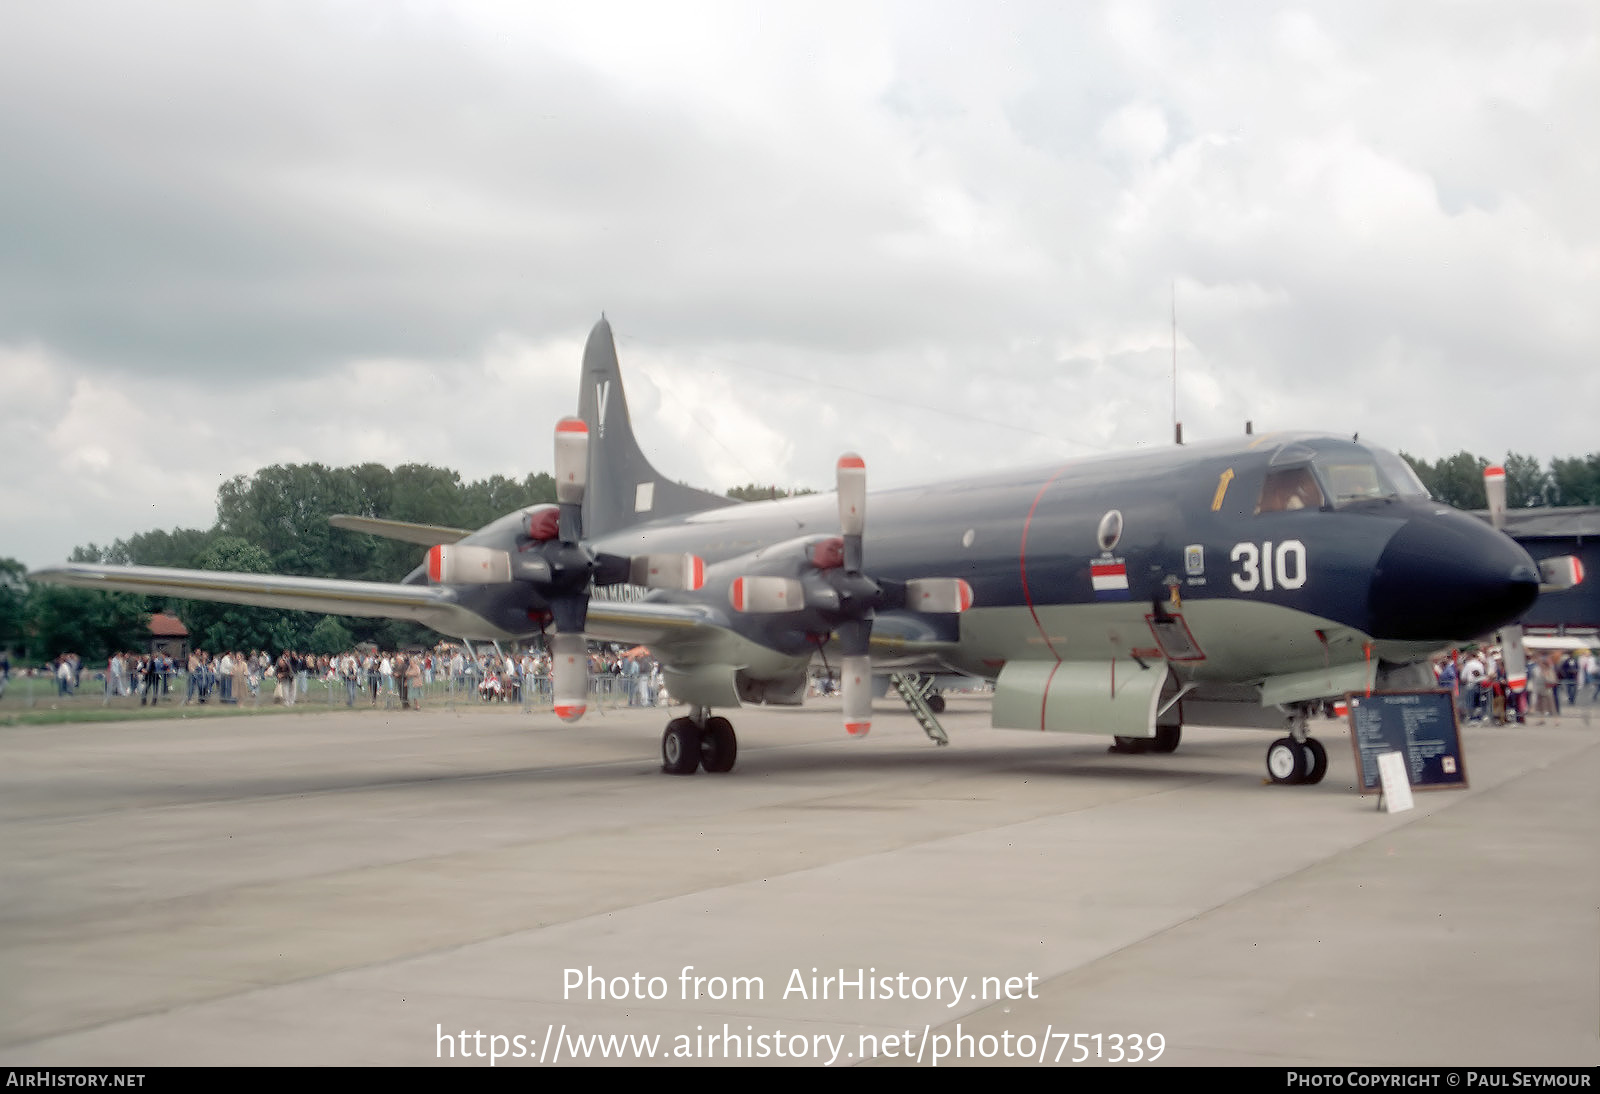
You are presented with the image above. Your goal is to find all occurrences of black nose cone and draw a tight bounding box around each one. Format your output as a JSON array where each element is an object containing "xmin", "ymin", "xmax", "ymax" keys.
[{"xmin": 1368, "ymin": 511, "xmax": 1539, "ymax": 641}]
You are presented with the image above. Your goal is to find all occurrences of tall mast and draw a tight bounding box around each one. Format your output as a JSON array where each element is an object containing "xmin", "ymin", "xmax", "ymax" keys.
[{"xmin": 1172, "ymin": 280, "xmax": 1181, "ymax": 445}]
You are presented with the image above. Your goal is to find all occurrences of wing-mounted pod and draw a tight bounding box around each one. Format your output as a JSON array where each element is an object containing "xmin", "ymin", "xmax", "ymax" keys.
[
  {"xmin": 726, "ymin": 453, "xmax": 973, "ymax": 736},
  {"xmin": 423, "ymin": 417, "xmax": 704, "ymax": 723}
]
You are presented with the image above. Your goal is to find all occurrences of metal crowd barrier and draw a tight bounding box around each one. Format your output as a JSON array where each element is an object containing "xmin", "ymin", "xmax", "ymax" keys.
[{"xmin": 5, "ymin": 662, "xmax": 676, "ymax": 715}]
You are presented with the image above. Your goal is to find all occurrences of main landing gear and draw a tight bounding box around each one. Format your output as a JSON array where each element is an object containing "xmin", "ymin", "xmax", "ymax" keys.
[
  {"xmin": 1265, "ymin": 705, "xmax": 1328, "ymax": 785},
  {"xmin": 661, "ymin": 708, "xmax": 738, "ymax": 775}
]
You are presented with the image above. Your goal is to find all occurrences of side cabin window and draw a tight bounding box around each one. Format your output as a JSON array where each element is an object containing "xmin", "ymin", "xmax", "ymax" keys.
[{"xmin": 1256, "ymin": 466, "xmax": 1324, "ymax": 514}]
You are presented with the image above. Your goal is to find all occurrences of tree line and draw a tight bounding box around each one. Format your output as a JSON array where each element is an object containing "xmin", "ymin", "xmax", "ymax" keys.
[
  {"xmin": 1398, "ymin": 451, "xmax": 1600, "ymax": 511},
  {"xmin": 1, "ymin": 463, "xmax": 557, "ymax": 664},
  {"xmin": 3, "ymin": 452, "xmax": 1595, "ymax": 664}
]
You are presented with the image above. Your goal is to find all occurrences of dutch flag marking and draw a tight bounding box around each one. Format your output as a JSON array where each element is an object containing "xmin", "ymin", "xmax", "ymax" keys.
[{"xmin": 1091, "ymin": 561, "xmax": 1130, "ymax": 601}]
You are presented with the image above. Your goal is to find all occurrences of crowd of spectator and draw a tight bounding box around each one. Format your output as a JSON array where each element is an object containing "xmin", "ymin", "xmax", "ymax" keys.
[
  {"xmin": 11, "ymin": 645, "xmax": 671, "ymax": 710},
  {"xmin": 1435, "ymin": 646, "xmax": 1598, "ymax": 725}
]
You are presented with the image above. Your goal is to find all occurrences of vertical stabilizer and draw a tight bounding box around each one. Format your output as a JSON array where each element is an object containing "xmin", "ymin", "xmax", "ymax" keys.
[{"xmin": 577, "ymin": 317, "xmax": 738, "ymax": 538}]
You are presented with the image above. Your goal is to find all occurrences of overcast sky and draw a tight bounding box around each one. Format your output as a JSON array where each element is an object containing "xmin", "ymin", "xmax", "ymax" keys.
[{"xmin": 2, "ymin": 1, "xmax": 1595, "ymax": 569}]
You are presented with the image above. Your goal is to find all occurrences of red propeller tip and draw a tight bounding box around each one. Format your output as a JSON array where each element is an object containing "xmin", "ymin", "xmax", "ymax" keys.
[
  {"xmin": 556, "ymin": 419, "xmax": 588, "ymax": 434},
  {"xmin": 555, "ymin": 703, "xmax": 587, "ymax": 722},
  {"xmin": 845, "ymin": 722, "xmax": 872, "ymax": 736}
]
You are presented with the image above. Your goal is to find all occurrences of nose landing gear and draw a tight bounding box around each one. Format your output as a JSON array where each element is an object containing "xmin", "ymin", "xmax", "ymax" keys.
[{"xmin": 1266, "ymin": 705, "xmax": 1328, "ymax": 785}]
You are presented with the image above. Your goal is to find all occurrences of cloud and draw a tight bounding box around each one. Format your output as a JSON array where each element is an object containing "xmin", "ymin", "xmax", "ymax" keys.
[{"xmin": 0, "ymin": 1, "xmax": 1595, "ymax": 568}]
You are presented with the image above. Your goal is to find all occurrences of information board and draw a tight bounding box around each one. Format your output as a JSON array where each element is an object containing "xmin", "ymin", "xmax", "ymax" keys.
[{"xmin": 1345, "ymin": 690, "xmax": 1469, "ymax": 793}]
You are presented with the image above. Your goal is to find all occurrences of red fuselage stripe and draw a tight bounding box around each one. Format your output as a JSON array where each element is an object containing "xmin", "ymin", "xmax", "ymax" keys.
[
  {"xmin": 1020, "ymin": 465, "xmax": 1072, "ymax": 662},
  {"xmin": 1039, "ymin": 659, "xmax": 1061, "ymax": 731}
]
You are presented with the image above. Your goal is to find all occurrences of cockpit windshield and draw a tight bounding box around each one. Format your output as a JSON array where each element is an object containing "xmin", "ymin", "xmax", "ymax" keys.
[
  {"xmin": 1256, "ymin": 441, "xmax": 1431, "ymax": 513},
  {"xmin": 1316, "ymin": 447, "xmax": 1431, "ymax": 508}
]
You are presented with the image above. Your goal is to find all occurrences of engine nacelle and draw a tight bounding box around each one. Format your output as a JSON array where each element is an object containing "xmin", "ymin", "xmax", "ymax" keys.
[{"xmin": 427, "ymin": 544, "xmax": 513, "ymax": 584}]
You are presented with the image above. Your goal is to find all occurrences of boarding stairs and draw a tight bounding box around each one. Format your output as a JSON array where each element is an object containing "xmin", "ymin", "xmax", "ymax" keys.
[{"xmin": 888, "ymin": 672, "xmax": 950, "ymax": 745}]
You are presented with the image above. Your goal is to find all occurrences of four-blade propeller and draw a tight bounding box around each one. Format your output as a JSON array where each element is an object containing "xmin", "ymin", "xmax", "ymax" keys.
[
  {"xmin": 728, "ymin": 453, "xmax": 973, "ymax": 736},
  {"xmin": 426, "ymin": 417, "xmax": 704, "ymax": 723}
]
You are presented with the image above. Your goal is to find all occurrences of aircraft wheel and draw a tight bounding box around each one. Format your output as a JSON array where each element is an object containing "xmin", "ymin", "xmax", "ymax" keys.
[
  {"xmin": 700, "ymin": 716, "xmax": 737, "ymax": 773},
  {"xmin": 926, "ymin": 693, "xmax": 946, "ymax": 714},
  {"xmin": 1109, "ymin": 736, "xmax": 1150, "ymax": 754},
  {"xmin": 1302, "ymin": 738, "xmax": 1328, "ymax": 785},
  {"xmin": 662, "ymin": 718, "xmax": 702, "ymax": 775},
  {"xmin": 1266, "ymin": 738, "xmax": 1306, "ymax": 785},
  {"xmin": 1151, "ymin": 724, "xmax": 1181, "ymax": 754}
]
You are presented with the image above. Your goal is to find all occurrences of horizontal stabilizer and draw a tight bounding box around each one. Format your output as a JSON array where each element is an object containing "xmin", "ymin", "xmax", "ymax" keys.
[{"xmin": 329, "ymin": 515, "xmax": 472, "ymax": 546}]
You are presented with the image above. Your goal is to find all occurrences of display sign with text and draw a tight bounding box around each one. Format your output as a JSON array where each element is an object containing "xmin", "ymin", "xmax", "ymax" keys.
[{"xmin": 1346, "ymin": 690, "xmax": 1469, "ymax": 794}]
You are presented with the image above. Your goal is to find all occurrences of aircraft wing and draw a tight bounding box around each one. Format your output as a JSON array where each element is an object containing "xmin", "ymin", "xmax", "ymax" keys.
[
  {"xmin": 27, "ymin": 563, "xmax": 488, "ymax": 636},
  {"xmin": 587, "ymin": 597, "xmax": 960, "ymax": 672},
  {"xmin": 585, "ymin": 598, "xmax": 727, "ymax": 646},
  {"xmin": 328, "ymin": 514, "xmax": 472, "ymax": 545}
]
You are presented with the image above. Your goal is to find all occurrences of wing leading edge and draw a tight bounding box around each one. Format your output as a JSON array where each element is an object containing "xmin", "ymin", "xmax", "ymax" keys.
[
  {"xmin": 27, "ymin": 562, "xmax": 486, "ymax": 635},
  {"xmin": 28, "ymin": 562, "xmax": 737, "ymax": 649}
]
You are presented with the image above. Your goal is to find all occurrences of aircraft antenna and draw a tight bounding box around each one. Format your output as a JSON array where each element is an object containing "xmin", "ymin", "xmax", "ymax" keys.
[{"xmin": 1172, "ymin": 281, "xmax": 1182, "ymax": 445}]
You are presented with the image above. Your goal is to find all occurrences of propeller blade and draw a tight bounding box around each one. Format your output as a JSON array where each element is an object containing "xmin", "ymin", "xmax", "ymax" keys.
[
  {"xmin": 836, "ymin": 617, "xmax": 873, "ymax": 735},
  {"xmin": 426, "ymin": 545, "xmax": 512, "ymax": 584},
  {"xmin": 550, "ymin": 631, "xmax": 589, "ymax": 722},
  {"xmin": 729, "ymin": 576, "xmax": 806, "ymax": 613},
  {"xmin": 555, "ymin": 418, "xmax": 588, "ymax": 543},
  {"xmin": 1501, "ymin": 624, "xmax": 1528, "ymax": 691},
  {"xmin": 630, "ymin": 554, "xmax": 706, "ymax": 591},
  {"xmin": 554, "ymin": 419, "xmax": 589, "ymax": 504},
  {"xmin": 837, "ymin": 454, "xmax": 866, "ymax": 572},
  {"xmin": 906, "ymin": 578, "xmax": 974, "ymax": 613},
  {"xmin": 1538, "ymin": 555, "xmax": 1584, "ymax": 592},
  {"xmin": 1483, "ymin": 465, "xmax": 1507, "ymax": 532},
  {"xmin": 841, "ymin": 655, "xmax": 872, "ymax": 736}
]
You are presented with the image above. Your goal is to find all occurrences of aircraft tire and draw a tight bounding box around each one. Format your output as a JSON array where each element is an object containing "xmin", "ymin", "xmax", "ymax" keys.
[
  {"xmin": 1151, "ymin": 725, "xmax": 1181, "ymax": 753},
  {"xmin": 701, "ymin": 716, "xmax": 737, "ymax": 773},
  {"xmin": 1266, "ymin": 738, "xmax": 1306, "ymax": 785},
  {"xmin": 1109, "ymin": 736, "xmax": 1150, "ymax": 754},
  {"xmin": 1301, "ymin": 738, "xmax": 1328, "ymax": 785},
  {"xmin": 662, "ymin": 718, "xmax": 702, "ymax": 775},
  {"xmin": 926, "ymin": 693, "xmax": 946, "ymax": 714}
]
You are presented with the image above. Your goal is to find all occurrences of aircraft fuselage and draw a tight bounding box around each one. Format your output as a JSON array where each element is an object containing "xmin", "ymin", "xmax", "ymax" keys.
[{"xmin": 435, "ymin": 431, "xmax": 1539, "ymax": 704}]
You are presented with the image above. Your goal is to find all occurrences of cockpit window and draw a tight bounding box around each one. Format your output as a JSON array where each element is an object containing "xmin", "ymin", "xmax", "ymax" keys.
[
  {"xmin": 1320, "ymin": 462, "xmax": 1388, "ymax": 506},
  {"xmin": 1257, "ymin": 467, "xmax": 1325, "ymax": 513},
  {"xmin": 1371, "ymin": 448, "xmax": 1431, "ymax": 499},
  {"xmin": 1316, "ymin": 449, "xmax": 1430, "ymax": 508}
]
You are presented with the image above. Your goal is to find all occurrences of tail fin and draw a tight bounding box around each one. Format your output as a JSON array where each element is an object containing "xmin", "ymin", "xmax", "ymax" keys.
[{"xmin": 577, "ymin": 317, "xmax": 738, "ymax": 538}]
